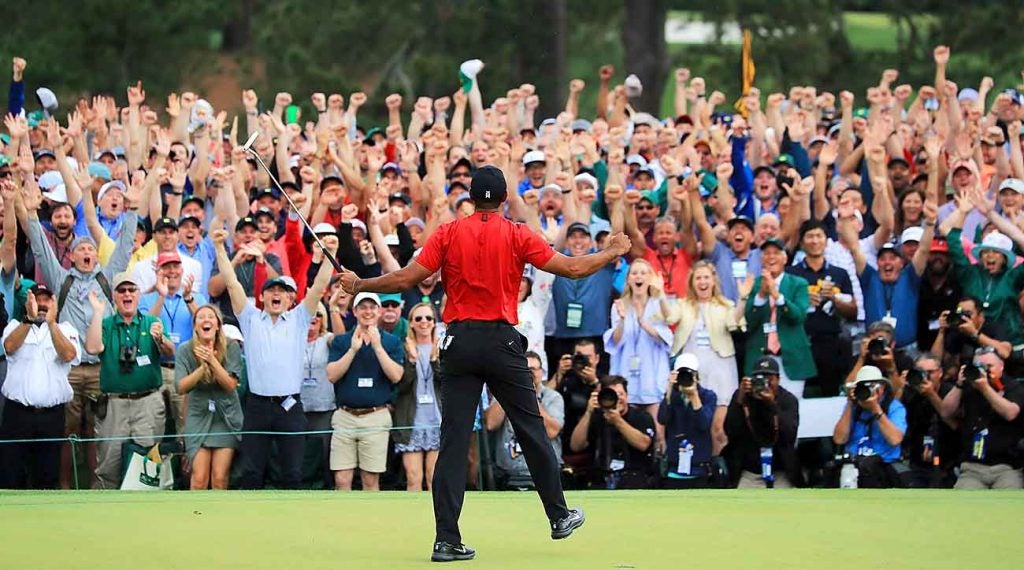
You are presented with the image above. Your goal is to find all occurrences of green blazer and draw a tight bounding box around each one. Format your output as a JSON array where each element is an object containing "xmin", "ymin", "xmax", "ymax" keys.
[{"xmin": 743, "ymin": 273, "xmax": 817, "ymax": 381}]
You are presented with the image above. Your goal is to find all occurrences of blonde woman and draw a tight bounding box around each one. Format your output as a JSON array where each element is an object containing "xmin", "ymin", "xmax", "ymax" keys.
[
  {"xmin": 671, "ymin": 260, "xmax": 742, "ymax": 455},
  {"xmin": 301, "ymin": 307, "xmax": 336, "ymax": 489},
  {"xmin": 175, "ymin": 305, "xmax": 244, "ymax": 490},
  {"xmin": 393, "ymin": 302, "xmax": 442, "ymax": 491},
  {"xmin": 603, "ymin": 259, "xmax": 673, "ymax": 422}
]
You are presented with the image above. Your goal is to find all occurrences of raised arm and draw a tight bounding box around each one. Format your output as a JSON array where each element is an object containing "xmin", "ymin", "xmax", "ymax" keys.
[
  {"xmin": 541, "ymin": 233, "xmax": 630, "ymax": 279},
  {"xmin": 302, "ymin": 242, "xmax": 336, "ymax": 315},
  {"xmin": 211, "ymin": 230, "xmax": 248, "ymax": 316}
]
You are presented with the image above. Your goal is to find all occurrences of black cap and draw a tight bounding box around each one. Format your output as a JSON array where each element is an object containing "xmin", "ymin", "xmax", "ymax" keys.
[
  {"xmin": 752, "ymin": 356, "xmax": 780, "ymax": 375},
  {"xmin": 388, "ymin": 192, "xmax": 411, "ymax": 205},
  {"xmin": 752, "ymin": 165, "xmax": 775, "ymax": 178},
  {"xmin": 257, "ymin": 187, "xmax": 281, "ymax": 201},
  {"xmin": 760, "ymin": 237, "xmax": 787, "ymax": 251},
  {"xmin": 449, "ymin": 180, "xmax": 469, "ymax": 193},
  {"xmin": 279, "ymin": 180, "xmax": 300, "ymax": 193},
  {"xmin": 178, "ymin": 215, "xmax": 202, "ymax": 228},
  {"xmin": 469, "ymin": 165, "xmax": 507, "ymax": 203},
  {"xmin": 878, "ymin": 242, "xmax": 900, "ymax": 256},
  {"xmin": 182, "ymin": 195, "xmax": 205, "ymax": 210},
  {"xmin": 449, "ymin": 157, "xmax": 473, "ymax": 176},
  {"xmin": 727, "ymin": 216, "xmax": 754, "ymax": 231},
  {"xmin": 566, "ymin": 222, "xmax": 591, "ymax": 237},
  {"xmin": 254, "ymin": 206, "xmax": 276, "ymax": 221},
  {"xmin": 320, "ymin": 175, "xmax": 344, "ymax": 189},
  {"xmin": 154, "ymin": 217, "xmax": 178, "ymax": 232},
  {"xmin": 30, "ymin": 283, "xmax": 54, "ymax": 297},
  {"xmin": 235, "ymin": 216, "xmax": 258, "ymax": 232}
]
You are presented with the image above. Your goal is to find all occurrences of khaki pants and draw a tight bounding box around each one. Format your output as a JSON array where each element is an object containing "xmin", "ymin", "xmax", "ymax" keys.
[
  {"xmin": 66, "ymin": 364, "xmax": 101, "ymax": 435},
  {"xmin": 737, "ymin": 470, "xmax": 793, "ymax": 489},
  {"xmin": 161, "ymin": 365, "xmax": 184, "ymax": 434},
  {"xmin": 94, "ymin": 391, "xmax": 166, "ymax": 489},
  {"xmin": 954, "ymin": 462, "xmax": 1024, "ymax": 490},
  {"xmin": 329, "ymin": 408, "xmax": 392, "ymax": 473}
]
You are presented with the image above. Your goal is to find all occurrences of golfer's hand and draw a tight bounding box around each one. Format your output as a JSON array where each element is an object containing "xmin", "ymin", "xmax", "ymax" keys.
[
  {"xmin": 605, "ymin": 232, "xmax": 632, "ymax": 257},
  {"xmin": 339, "ymin": 270, "xmax": 359, "ymax": 294}
]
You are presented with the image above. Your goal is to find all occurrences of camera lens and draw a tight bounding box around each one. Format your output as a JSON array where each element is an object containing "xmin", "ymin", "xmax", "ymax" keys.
[
  {"xmin": 750, "ymin": 374, "xmax": 768, "ymax": 392},
  {"xmin": 854, "ymin": 382, "xmax": 874, "ymax": 401},
  {"xmin": 963, "ymin": 364, "xmax": 985, "ymax": 383},
  {"xmin": 867, "ymin": 337, "xmax": 887, "ymax": 358},
  {"xmin": 597, "ymin": 387, "xmax": 618, "ymax": 410},
  {"xmin": 906, "ymin": 368, "xmax": 924, "ymax": 388},
  {"xmin": 677, "ymin": 369, "xmax": 696, "ymax": 389},
  {"xmin": 572, "ymin": 353, "xmax": 590, "ymax": 370}
]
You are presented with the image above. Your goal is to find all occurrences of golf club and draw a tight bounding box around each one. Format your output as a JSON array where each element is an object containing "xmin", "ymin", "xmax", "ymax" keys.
[{"xmin": 241, "ymin": 132, "xmax": 345, "ymax": 274}]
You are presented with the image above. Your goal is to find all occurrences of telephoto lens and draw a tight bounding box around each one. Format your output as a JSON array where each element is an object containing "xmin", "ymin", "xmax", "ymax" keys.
[
  {"xmin": 677, "ymin": 369, "xmax": 696, "ymax": 389},
  {"xmin": 597, "ymin": 387, "xmax": 618, "ymax": 410},
  {"xmin": 963, "ymin": 363, "xmax": 987, "ymax": 384},
  {"xmin": 867, "ymin": 337, "xmax": 887, "ymax": 358},
  {"xmin": 853, "ymin": 382, "xmax": 874, "ymax": 402},
  {"xmin": 750, "ymin": 373, "xmax": 768, "ymax": 392},
  {"xmin": 906, "ymin": 368, "xmax": 925, "ymax": 389}
]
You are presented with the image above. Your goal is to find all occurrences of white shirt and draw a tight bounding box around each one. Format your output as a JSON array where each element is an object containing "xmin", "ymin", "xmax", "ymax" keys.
[
  {"xmin": 237, "ymin": 301, "xmax": 312, "ymax": 396},
  {"xmin": 1, "ymin": 320, "xmax": 80, "ymax": 407},
  {"xmin": 130, "ymin": 252, "xmax": 204, "ymax": 296}
]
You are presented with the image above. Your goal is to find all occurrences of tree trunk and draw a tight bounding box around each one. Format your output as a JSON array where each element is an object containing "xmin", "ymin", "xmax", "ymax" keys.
[{"xmin": 622, "ymin": 0, "xmax": 667, "ymax": 114}]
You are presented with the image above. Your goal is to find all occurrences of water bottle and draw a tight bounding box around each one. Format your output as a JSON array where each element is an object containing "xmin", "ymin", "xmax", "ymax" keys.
[{"xmin": 839, "ymin": 462, "xmax": 859, "ymax": 489}]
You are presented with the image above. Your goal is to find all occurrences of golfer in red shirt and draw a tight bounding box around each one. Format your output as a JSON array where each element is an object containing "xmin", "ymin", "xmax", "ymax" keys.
[{"xmin": 341, "ymin": 165, "xmax": 631, "ymax": 562}]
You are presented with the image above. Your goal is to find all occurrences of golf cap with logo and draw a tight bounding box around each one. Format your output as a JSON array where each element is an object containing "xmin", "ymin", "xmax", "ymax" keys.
[
  {"xmin": 178, "ymin": 215, "xmax": 201, "ymax": 228},
  {"xmin": 469, "ymin": 165, "xmax": 507, "ymax": 203},
  {"xmin": 153, "ymin": 217, "xmax": 178, "ymax": 232},
  {"xmin": 113, "ymin": 272, "xmax": 138, "ymax": 289},
  {"xmin": 759, "ymin": 237, "xmax": 787, "ymax": 252},
  {"xmin": 727, "ymin": 216, "xmax": 755, "ymax": 231},
  {"xmin": 353, "ymin": 292, "xmax": 381, "ymax": 307},
  {"xmin": 998, "ymin": 178, "xmax": 1024, "ymax": 195},
  {"xmin": 254, "ymin": 206, "xmax": 276, "ymax": 221},
  {"xmin": 235, "ymin": 216, "xmax": 258, "ymax": 232},
  {"xmin": 156, "ymin": 251, "xmax": 182, "ymax": 267},
  {"xmin": 752, "ymin": 356, "xmax": 780, "ymax": 376},
  {"xmin": 30, "ymin": 283, "xmax": 54, "ymax": 297},
  {"xmin": 261, "ymin": 275, "xmax": 297, "ymax": 293},
  {"xmin": 97, "ymin": 180, "xmax": 126, "ymax": 202}
]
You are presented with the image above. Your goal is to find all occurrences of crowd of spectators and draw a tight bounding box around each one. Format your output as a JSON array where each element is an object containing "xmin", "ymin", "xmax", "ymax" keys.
[{"xmin": 1, "ymin": 46, "xmax": 1023, "ymax": 491}]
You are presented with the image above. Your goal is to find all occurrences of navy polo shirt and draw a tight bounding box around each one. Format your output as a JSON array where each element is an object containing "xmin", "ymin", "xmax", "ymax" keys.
[
  {"xmin": 860, "ymin": 264, "xmax": 920, "ymax": 348},
  {"xmin": 329, "ymin": 329, "xmax": 404, "ymax": 408}
]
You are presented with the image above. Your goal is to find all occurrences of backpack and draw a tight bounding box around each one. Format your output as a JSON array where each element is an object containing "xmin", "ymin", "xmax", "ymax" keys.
[{"xmin": 57, "ymin": 272, "xmax": 113, "ymax": 314}]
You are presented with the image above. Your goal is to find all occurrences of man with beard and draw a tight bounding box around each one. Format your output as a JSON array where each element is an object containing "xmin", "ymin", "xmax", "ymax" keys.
[
  {"xmin": 377, "ymin": 292, "xmax": 408, "ymax": 339},
  {"xmin": 0, "ymin": 284, "xmax": 81, "ymax": 489},
  {"xmin": 207, "ymin": 215, "xmax": 284, "ymax": 324},
  {"xmin": 27, "ymin": 179, "xmax": 138, "ymax": 489},
  {"xmin": 33, "ymin": 202, "xmax": 77, "ymax": 284},
  {"xmin": 736, "ymin": 165, "xmax": 779, "ymax": 220},
  {"xmin": 130, "ymin": 217, "xmax": 204, "ymax": 297},
  {"xmin": 916, "ymin": 238, "xmax": 960, "ymax": 351},
  {"xmin": 85, "ymin": 272, "xmax": 175, "ymax": 488},
  {"xmin": 888, "ymin": 157, "xmax": 913, "ymax": 195}
]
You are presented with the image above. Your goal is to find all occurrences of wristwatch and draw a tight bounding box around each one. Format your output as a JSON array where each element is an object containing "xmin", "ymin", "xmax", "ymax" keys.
[
  {"xmin": 871, "ymin": 411, "xmax": 883, "ymax": 422},
  {"xmin": 183, "ymin": 296, "xmax": 194, "ymax": 304}
]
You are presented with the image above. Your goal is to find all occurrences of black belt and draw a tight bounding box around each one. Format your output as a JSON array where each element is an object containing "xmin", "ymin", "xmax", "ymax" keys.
[
  {"xmin": 109, "ymin": 388, "xmax": 159, "ymax": 400},
  {"xmin": 251, "ymin": 393, "xmax": 301, "ymax": 404},
  {"xmin": 160, "ymin": 362, "xmax": 175, "ymax": 369},
  {"xmin": 7, "ymin": 399, "xmax": 64, "ymax": 413}
]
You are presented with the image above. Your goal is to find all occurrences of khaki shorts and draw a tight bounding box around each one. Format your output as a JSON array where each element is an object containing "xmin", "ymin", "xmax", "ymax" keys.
[{"xmin": 329, "ymin": 408, "xmax": 392, "ymax": 473}]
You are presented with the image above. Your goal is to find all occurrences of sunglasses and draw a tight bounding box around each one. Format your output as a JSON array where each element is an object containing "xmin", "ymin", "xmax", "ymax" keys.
[
  {"xmin": 450, "ymin": 172, "xmax": 471, "ymax": 179},
  {"xmin": 381, "ymin": 302, "xmax": 401, "ymax": 308},
  {"xmin": 115, "ymin": 287, "xmax": 138, "ymax": 294},
  {"xmin": 413, "ymin": 315, "xmax": 434, "ymax": 322},
  {"xmin": 636, "ymin": 204, "xmax": 657, "ymax": 210}
]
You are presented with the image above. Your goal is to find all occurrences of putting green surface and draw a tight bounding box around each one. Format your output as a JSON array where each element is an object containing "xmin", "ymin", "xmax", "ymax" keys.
[{"xmin": 2, "ymin": 490, "xmax": 1021, "ymax": 569}]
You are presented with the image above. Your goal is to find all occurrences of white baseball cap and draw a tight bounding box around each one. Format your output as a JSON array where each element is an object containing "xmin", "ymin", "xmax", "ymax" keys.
[
  {"xmin": 673, "ymin": 353, "xmax": 700, "ymax": 372},
  {"xmin": 900, "ymin": 226, "xmax": 924, "ymax": 244},
  {"xmin": 574, "ymin": 172, "xmax": 598, "ymax": 189},
  {"xmin": 353, "ymin": 292, "xmax": 381, "ymax": 307},
  {"xmin": 522, "ymin": 150, "xmax": 545, "ymax": 166},
  {"xmin": 313, "ymin": 222, "xmax": 337, "ymax": 235},
  {"xmin": 97, "ymin": 180, "xmax": 126, "ymax": 202},
  {"xmin": 42, "ymin": 183, "xmax": 68, "ymax": 203},
  {"xmin": 37, "ymin": 170, "xmax": 63, "ymax": 190},
  {"xmin": 998, "ymin": 178, "xmax": 1024, "ymax": 195},
  {"xmin": 223, "ymin": 324, "xmax": 244, "ymax": 343},
  {"xmin": 384, "ymin": 234, "xmax": 400, "ymax": 247}
]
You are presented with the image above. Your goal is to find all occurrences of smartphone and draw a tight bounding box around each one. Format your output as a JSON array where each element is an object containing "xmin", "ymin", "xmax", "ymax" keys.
[{"xmin": 285, "ymin": 105, "xmax": 301, "ymax": 125}]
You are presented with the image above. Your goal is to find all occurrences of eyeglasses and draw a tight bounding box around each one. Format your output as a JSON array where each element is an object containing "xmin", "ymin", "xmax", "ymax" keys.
[
  {"xmin": 381, "ymin": 302, "xmax": 401, "ymax": 308},
  {"xmin": 311, "ymin": 314, "xmax": 323, "ymax": 321},
  {"xmin": 115, "ymin": 287, "xmax": 137, "ymax": 294},
  {"xmin": 636, "ymin": 204, "xmax": 657, "ymax": 210},
  {"xmin": 413, "ymin": 315, "xmax": 434, "ymax": 322},
  {"xmin": 919, "ymin": 368, "xmax": 941, "ymax": 375}
]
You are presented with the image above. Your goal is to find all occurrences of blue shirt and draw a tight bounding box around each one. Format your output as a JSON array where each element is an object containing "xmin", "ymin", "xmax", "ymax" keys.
[
  {"xmin": 845, "ymin": 399, "xmax": 907, "ymax": 463},
  {"xmin": 178, "ymin": 238, "xmax": 217, "ymax": 298},
  {"xmin": 710, "ymin": 240, "xmax": 762, "ymax": 303},
  {"xmin": 237, "ymin": 302, "xmax": 312, "ymax": 396},
  {"xmin": 73, "ymin": 202, "xmax": 126, "ymax": 240},
  {"xmin": 328, "ymin": 330, "xmax": 404, "ymax": 408},
  {"xmin": 551, "ymin": 253, "xmax": 616, "ymax": 338},
  {"xmin": 1, "ymin": 267, "xmax": 15, "ymax": 326},
  {"xmin": 139, "ymin": 290, "xmax": 208, "ymax": 362},
  {"xmin": 657, "ymin": 386, "xmax": 717, "ymax": 476},
  {"xmin": 859, "ymin": 264, "xmax": 920, "ymax": 348}
]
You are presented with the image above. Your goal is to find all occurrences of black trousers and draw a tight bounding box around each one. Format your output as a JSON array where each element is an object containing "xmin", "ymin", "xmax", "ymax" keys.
[
  {"xmin": 238, "ymin": 394, "xmax": 307, "ymax": 489},
  {"xmin": 805, "ymin": 333, "xmax": 850, "ymax": 398},
  {"xmin": 434, "ymin": 321, "xmax": 569, "ymax": 544},
  {"xmin": 0, "ymin": 400, "xmax": 64, "ymax": 489}
]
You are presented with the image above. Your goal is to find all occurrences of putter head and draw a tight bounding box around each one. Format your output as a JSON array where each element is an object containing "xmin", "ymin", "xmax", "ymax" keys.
[{"xmin": 241, "ymin": 131, "xmax": 260, "ymax": 153}]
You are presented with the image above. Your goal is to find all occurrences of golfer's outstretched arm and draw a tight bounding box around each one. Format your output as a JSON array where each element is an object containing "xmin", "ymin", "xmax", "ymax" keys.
[
  {"xmin": 541, "ymin": 233, "xmax": 631, "ymax": 280},
  {"xmin": 347, "ymin": 260, "xmax": 434, "ymax": 295}
]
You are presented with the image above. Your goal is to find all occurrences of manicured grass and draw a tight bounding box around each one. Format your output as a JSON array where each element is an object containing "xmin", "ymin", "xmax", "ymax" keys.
[{"xmin": 1, "ymin": 489, "xmax": 1021, "ymax": 569}]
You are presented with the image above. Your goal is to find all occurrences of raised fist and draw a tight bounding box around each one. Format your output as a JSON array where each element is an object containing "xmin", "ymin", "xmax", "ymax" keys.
[
  {"xmin": 599, "ymin": 65, "xmax": 615, "ymax": 82},
  {"xmin": 385, "ymin": 94, "xmax": 403, "ymax": 110}
]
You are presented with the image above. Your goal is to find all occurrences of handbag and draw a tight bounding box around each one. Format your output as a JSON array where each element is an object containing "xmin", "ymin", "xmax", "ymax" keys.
[{"xmin": 120, "ymin": 444, "xmax": 174, "ymax": 491}]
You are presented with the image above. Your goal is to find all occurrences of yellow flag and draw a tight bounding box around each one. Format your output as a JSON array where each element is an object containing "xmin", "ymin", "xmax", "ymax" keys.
[{"xmin": 734, "ymin": 29, "xmax": 756, "ymax": 117}]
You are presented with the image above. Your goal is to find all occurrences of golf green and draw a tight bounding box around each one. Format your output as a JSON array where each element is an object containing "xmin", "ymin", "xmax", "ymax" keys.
[{"xmin": 2, "ymin": 490, "xmax": 1020, "ymax": 569}]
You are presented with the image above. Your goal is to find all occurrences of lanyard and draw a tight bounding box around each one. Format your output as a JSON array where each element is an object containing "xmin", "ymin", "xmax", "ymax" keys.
[
  {"xmin": 882, "ymin": 282, "xmax": 895, "ymax": 314},
  {"xmin": 742, "ymin": 403, "xmax": 779, "ymax": 447},
  {"xmin": 656, "ymin": 253, "xmax": 676, "ymax": 288},
  {"xmin": 304, "ymin": 339, "xmax": 318, "ymax": 378},
  {"xmin": 163, "ymin": 296, "xmax": 183, "ymax": 327}
]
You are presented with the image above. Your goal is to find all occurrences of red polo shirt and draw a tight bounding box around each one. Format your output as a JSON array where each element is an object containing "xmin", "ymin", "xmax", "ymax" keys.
[
  {"xmin": 642, "ymin": 246, "xmax": 692, "ymax": 299},
  {"xmin": 416, "ymin": 212, "xmax": 555, "ymax": 324}
]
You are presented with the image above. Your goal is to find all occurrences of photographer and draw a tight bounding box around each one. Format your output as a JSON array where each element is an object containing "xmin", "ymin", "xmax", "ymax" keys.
[
  {"xmin": 657, "ymin": 354, "xmax": 716, "ymax": 489},
  {"xmin": 724, "ymin": 357, "xmax": 800, "ymax": 488},
  {"xmin": 901, "ymin": 353, "xmax": 959, "ymax": 488},
  {"xmin": 832, "ymin": 366, "xmax": 907, "ymax": 488},
  {"xmin": 846, "ymin": 321, "xmax": 912, "ymax": 397},
  {"xmin": 931, "ymin": 296, "xmax": 1012, "ymax": 369},
  {"xmin": 549, "ymin": 339, "xmax": 601, "ymax": 454},
  {"xmin": 569, "ymin": 376, "xmax": 655, "ymax": 489},
  {"xmin": 941, "ymin": 347, "xmax": 1024, "ymax": 489},
  {"xmin": 84, "ymin": 273, "xmax": 175, "ymax": 489}
]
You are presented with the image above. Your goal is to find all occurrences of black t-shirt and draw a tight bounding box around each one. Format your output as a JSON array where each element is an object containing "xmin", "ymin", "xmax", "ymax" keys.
[
  {"xmin": 944, "ymin": 320, "xmax": 1008, "ymax": 368},
  {"xmin": 558, "ymin": 372, "xmax": 598, "ymax": 450},
  {"xmin": 917, "ymin": 271, "xmax": 960, "ymax": 351},
  {"xmin": 724, "ymin": 387, "xmax": 800, "ymax": 477},
  {"xmin": 786, "ymin": 259, "xmax": 854, "ymax": 336},
  {"xmin": 585, "ymin": 406, "xmax": 655, "ymax": 473},
  {"xmin": 958, "ymin": 379, "xmax": 1024, "ymax": 467},
  {"xmin": 901, "ymin": 381, "xmax": 961, "ymax": 469}
]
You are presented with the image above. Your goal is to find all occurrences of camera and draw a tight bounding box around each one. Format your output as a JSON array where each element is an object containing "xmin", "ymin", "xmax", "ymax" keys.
[
  {"xmin": 906, "ymin": 368, "xmax": 925, "ymax": 390},
  {"xmin": 676, "ymin": 368, "xmax": 696, "ymax": 390},
  {"xmin": 571, "ymin": 353, "xmax": 591, "ymax": 371},
  {"xmin": 750, "ymin": 373, "xmax": 769, "ymax": 392},
  {"xmin": 597, "ymin": 387, "xmax": 619, "ymax": 410},
  {"xmin": 955, "ymin": 309, "xmax": 972, "ymax": 325},
  {"xmin": 119, "ymin": 343, "xmax": 138, "ymax": 373},
  {"xmin": 963, "ymin": 362, "xmax": 988, "ymax": 384},
  {"xmin": 866, "ymin": 337, "xmax": 888, "ymax": 359},
  {"xmin": 776, "ymin": 172, "xmax": 795, "ymax": 192},
  {"xmin": 853, "ymin": 381, "xmax": 876, "ymax": 402}
]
